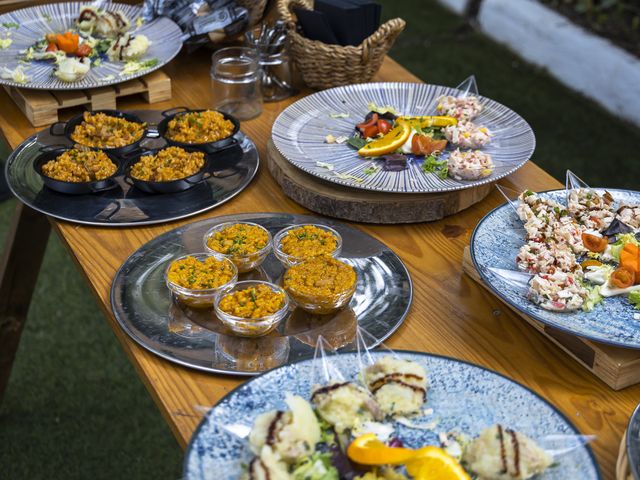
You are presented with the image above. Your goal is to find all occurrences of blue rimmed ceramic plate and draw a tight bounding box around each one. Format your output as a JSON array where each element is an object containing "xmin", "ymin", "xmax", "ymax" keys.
[
  {"xmin": 628, "ymin": 402, "xmax": 640, "ymax": 479},
  {"xmin": 0, "ymin": 2, "xmax": 182, "ymax": 90},
  {"xmin": 271, "ymin": 82, "xmax": 535, "ymax": 193},
  {"xmin": 183, "ymin": 350, "xmax": 600, "ymax": 480},
  {"xmin": 471, "ymin": 188, "xmax": 640, "ymax": 348}
]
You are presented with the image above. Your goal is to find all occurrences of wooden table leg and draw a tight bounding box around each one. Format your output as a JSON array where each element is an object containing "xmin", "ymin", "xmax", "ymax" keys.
[{"xmin": 0, "ymin": 203, "xmax": 51, "ymax": 401}]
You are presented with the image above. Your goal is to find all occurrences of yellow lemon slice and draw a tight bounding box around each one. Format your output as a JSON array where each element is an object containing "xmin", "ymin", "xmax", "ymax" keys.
[
  {"xmin": 358, "ymin": 119, "xmax": 411, "ymax": 157},
  {"xmin": 401, "ymin": 115, "xmax": 458, "ymax": 129},
  {"xmin": 406, "ymin": 446, "xmax": 471, "ymax": 480}
]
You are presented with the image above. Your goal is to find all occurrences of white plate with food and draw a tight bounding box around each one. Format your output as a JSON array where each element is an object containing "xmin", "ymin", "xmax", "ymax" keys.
[
  {"xmin": 271, "ymin": 82, "xmax": 535, "ymax": 193},
  {"xmin": 0, "ymin": 1, "xmax": 182, "ymax": 90},
  {"xmin": 183, "ymin": 350, "xmax": 600, "ymax": 479}
]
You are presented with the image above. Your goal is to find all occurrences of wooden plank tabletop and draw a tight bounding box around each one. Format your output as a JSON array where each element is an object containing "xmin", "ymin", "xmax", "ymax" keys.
[{"xmin": 1, "ymin": 50, "xmax": 636, "ymax": 479}]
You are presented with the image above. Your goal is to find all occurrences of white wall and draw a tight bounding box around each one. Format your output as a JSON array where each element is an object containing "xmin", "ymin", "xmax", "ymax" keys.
[{"xmin": 437, "ymin": 0, "xmax": 640, "ymax": 126}]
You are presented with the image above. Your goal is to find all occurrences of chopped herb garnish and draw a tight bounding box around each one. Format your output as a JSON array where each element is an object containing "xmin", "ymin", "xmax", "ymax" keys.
[
  {"xmin": 2, "ymin": 22, "xmax": 19, "ymax": 29},
  {"xmin": 421, "ymin": 154, "xmax": 448, "ymax": 180},
  {"xmin": 363, "ymin": 165, "xmax": 380, "ymax": 175}
]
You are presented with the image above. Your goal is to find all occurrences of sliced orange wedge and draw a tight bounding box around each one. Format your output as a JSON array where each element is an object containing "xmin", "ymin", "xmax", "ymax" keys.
[
  {"xmin": 358, "ymin": 119, "xmax": 411, "ymax": 157},
  {"xmin": 406, "ymin": 446, "xmax": 471, "ymax": 480},
  {"xmin": 401, "ymin": 115, "xmax": 458, "ymax": 128}
]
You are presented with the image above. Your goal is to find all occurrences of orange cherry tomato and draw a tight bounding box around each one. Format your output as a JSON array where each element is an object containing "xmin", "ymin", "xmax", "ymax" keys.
[
  {"xmin": 581, "ymin": 232, "xmax": 608, "ymax": 253},
  {"xmin": 75, "ymin": 44, "xmax": 92, "ymax": 57},
  {"xmin": 610, "ymin": 267, "xmax": 635, "ymax": 289},
  {"xmin": 55, "ymin": 31, "xmax": 79, "ymax": 54},
  {"xmin": 45, "ymin": 42, "xmax": 58, "ymax": 52},
  {"xmin": 356, "ymin": 113, "xmax": 378, "ymax": 131},
  {"xmin": 377, "ymin": 119, "xmax": 392, "ymax": 135}
]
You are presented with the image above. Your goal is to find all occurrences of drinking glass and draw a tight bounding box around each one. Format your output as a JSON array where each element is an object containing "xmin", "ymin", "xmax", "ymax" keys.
[{"xmin": 210, "ymin": 47, "xmax": 262, "ymax": 120}]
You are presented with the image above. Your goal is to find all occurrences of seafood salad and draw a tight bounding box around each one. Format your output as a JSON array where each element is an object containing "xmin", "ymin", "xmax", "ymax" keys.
[
  {"xmin": 324, "ymin": 97, "xmax": 494, "ymax": 182},
  {"xmin": 242, "ymin": 355, "xmax": 554, "ymax": 480},
  {"xmin": 15, "ymin": 4, "xmax": 153, "ymax": 83},
  {"xmin": 514, "ymin": 187, "xmax": 640, "ymax": 312}
]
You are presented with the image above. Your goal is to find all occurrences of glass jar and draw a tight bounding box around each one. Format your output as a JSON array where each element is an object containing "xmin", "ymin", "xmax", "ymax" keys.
[{"xmin": 210, "ymin": 47, "xmax": 262, "ymax": 120}]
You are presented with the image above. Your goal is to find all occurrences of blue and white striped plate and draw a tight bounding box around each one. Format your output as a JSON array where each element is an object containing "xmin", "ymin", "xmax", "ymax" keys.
[
  {"xmin": 271, "ymin": 82, "xmax": 535, "ymax": 193},
  {"xmin": 0, "ymin": 2, "xmax": 182, "ymax": 90},
  {"xmin": 183, "ymin": 350, "xmax": 600, "ymax": 480},
  {"xmin": 471, "ymin": 188, "xmax": 640, "ymax": 348}
]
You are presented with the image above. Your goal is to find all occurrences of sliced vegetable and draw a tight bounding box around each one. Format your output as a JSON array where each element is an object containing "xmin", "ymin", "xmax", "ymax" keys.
[
  {"xmin": 610, "ymin": 267, "xmax": 635, "ymax": 289},
  {"xmin": 377, "ymin": 119, "xmax": 392, "ymax": 135},
  {"xmin": 55, "ymin": 31, "xmax": 79, "ymax": 54},
  {"xmin": 356, "ymin": 113, "xmax": 378, "ymax": 136},
  {"xmin": 581, "ymin": 259, "xmax": 603, "ymax": 270},
  {"xmin": 347, "ymin": 434, "xmax": 418, "ymax": 465},
  {"xmin": 361, "ymin": 124, "xmax": 378, "ymax": 139},
  {"xmin": 75, "ymin": 44, "xmax": 92, "ymax": 57},
  {"xmin": 45, "ymin": 42, "xmax": 58, "ymax": 52},
  {"xmin": 402, "ymin": 115, "xmax": 457, "ymax": 128},
  {"xmin": 620, "ymin": 243, "xmax": 639, "ymax": 277},
  {"xmin": 582, "ymin": 232, "xmax": 608, "ymax": 253},
  {"xmin": 411, "ymin": 134, "xmax": 448, "ymax": 156}
]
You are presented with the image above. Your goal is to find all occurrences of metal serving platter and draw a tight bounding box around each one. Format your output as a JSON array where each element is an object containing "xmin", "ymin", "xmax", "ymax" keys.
[
  {"xmin": 5, "ymin": 110, "xmax": 259, "ymax": 226},
  {"xmin": 110, "ymin": 213, "xmax": 413, "ymax": 376}
]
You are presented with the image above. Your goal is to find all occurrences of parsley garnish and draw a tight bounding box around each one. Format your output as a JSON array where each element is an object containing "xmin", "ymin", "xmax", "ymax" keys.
[
  {"xmin": 421, "ymin": 154, "xmax": 448, "ymax": 180},
  {"xmin": 2, "ymin": 22, "xmax": 19, "ymax": 29}
]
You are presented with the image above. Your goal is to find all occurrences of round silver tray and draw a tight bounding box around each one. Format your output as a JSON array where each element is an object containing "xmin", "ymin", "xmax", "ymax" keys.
[
  {"xmin": 110, "ymin": 213, "xmax": 413, "ymax": 375},
  {"xmin": 5, "ymin": 110, "xmax": 259, "ymax": 226}
]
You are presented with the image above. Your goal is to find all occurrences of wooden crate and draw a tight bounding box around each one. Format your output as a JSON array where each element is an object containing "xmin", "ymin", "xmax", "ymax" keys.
[
  {"xmin": 3, "ymin": 70, "xmax": 171, "ymax": 127},
  {"xmin": 462, "ymin": 246, "xmax": 640, "ymax": 390}
]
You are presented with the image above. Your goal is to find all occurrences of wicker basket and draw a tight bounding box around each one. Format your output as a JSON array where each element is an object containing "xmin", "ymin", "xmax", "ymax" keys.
[{"xmin": 277, "ymin": 0, "xmax": 405, "ymax": 89}]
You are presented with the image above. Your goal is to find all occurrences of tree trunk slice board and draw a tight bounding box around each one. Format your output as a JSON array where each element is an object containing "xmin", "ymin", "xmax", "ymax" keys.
[
  {"xmin": 2, "ymin": 70, "xmax": 172, "ymax": 127},
  {"xmin": 266, "ymin": 139, "xmax": 494, "ymax": 224},
  {"xmin": 462, "ymin": 246, "xmax": 640, "ymax": 390}
]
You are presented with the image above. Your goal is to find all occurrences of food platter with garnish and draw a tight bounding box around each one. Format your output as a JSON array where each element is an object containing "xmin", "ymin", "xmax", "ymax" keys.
[
  {"xmin": 0, "ymin": 2, "xmax": 183, "ymax": 90},
  {"xmin": 6, "ymin": 107, "xmax": 258, "ymax": 226},
  {"xmin": 110, "ymin": 213, "xmax": 413, "ymax": 375}
]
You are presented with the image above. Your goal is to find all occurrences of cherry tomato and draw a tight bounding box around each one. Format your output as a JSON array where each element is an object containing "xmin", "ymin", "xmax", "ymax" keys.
[
  {"xmin": 55, "ymin": 31, "xmax": 79, "ymax": 54},
  {"xmin": 356, "ymin": 113, "xmax": 379, "ymax": 135},
  {"xmin": 377, "ymin": 119, "xmax": 392, "ymax": 135},
  {"xmin": 610, "ymin": 267, "xmax": 635, "ymax": 289},
  {"xmin": 361, "ymin": 124, "xmax": 379, "ymax": 139},
  {"xmin": 581, "ymin": 233, "xmax": 608, "ymax": 253},
  {"xmin": 45, "ymin": 42, "xmax": 58, "ymax": 52},
  {"xmin": 76, "ymin": 44, "xmax": 92, "ymax": 57}
]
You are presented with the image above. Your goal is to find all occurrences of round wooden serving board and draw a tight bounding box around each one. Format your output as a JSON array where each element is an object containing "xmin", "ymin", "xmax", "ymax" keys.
[{"xmin": 266, "ymin": 140, "xmax": 494, "ymax": 224}]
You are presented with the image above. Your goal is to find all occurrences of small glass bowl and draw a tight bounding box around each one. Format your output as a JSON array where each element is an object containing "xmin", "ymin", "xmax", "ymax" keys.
[
  {"xmin": 284, "ymin": 259, "xmax": 357, "ymax": 315},
  {"xmin": 203, "ymin": 222, "xmax": 272, "ymax": 273},
  {"xmin": 273, "ymin": 224, "xmax": 343, "ymax": 268},
  {"xmin": 214, "ymin": 280, "xmax": 290, "ymax": 337},
  {"xmin": 165, "ymin": 253, "xmax": 238, "ymax": 309}
]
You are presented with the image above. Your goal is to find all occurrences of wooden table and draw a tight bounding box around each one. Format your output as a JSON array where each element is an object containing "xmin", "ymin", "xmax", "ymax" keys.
[{"xmin": 0, "ymin": 50, "xmax": 636, "ymax": 479}]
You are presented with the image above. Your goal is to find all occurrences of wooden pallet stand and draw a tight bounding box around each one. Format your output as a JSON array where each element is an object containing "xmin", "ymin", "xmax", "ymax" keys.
[
  {"xmin": 462, "ymin": 246, "xmax": 640, "ymax": 390},
  {"xmin": 3, "ymin": 70, "xmax": 171, "ymax": 127}
]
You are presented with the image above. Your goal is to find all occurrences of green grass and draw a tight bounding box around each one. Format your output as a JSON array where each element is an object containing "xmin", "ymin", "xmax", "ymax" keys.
[
  {"xmin": 378, "ymin": 0, "xmax": 640, "ymax": 188},
  {"xmin": 1, "ymin": 1, "xmax": 639, "ymax": 479}
]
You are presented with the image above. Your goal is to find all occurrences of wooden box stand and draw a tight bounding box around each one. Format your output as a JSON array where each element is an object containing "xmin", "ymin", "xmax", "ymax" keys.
[
  {"xmin": 462, "ymin": 246, "xmax": 640, "ymax": 390},
  {"xmin": 3, "ymin": 70, "xmax": 171, "ymax": 127}
]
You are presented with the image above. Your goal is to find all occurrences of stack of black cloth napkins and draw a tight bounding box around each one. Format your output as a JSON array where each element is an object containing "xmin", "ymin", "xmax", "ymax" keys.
[{"xmin": 295, "ymin": 0, "xmax": 381, "ymax": 46}]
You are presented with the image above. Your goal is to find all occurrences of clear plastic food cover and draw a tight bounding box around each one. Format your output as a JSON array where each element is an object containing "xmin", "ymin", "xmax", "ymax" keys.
[
  {"xmin": 206, "ymin": 327, "xmax": 595, "ymax": 479},
  {"xmin": 141, "ymin": 0, "xmax": 249, "ymax": 42}
]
